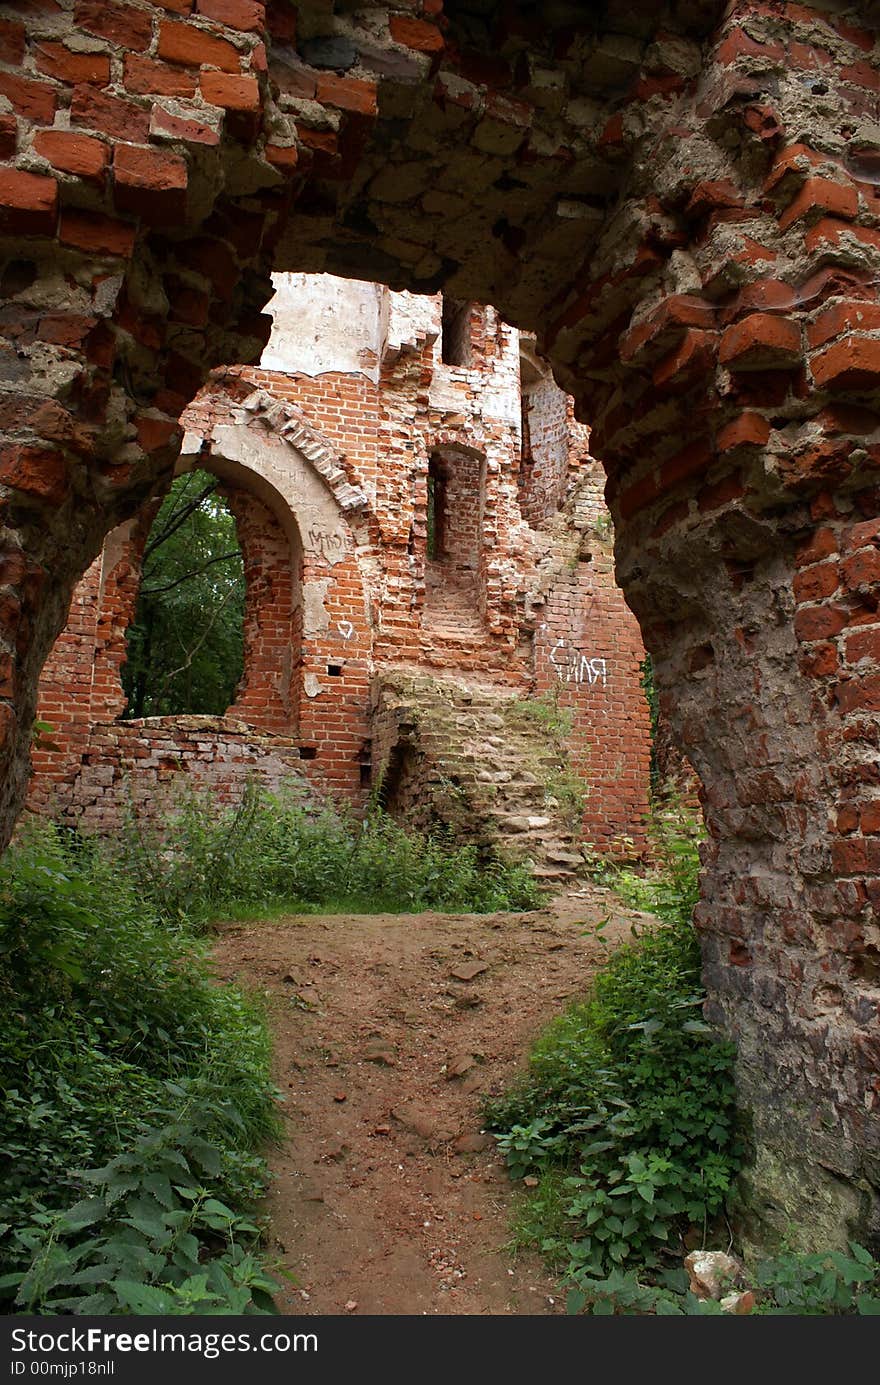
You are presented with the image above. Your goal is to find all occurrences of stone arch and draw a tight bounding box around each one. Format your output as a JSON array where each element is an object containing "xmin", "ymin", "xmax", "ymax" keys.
[{"xmin": 1, "ymin": 0, "xmax": 879, "ymax": 1245}]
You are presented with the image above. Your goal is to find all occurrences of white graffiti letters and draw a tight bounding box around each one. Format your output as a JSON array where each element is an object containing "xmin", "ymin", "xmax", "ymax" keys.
[{"xmin": 549, "ymin": 641, "xmax": 608, "ymax": 688}]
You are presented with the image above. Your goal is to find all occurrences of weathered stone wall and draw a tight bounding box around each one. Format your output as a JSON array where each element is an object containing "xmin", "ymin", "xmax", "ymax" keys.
[
  {"xmin": 26, "ymin": 712, "xmax": 313, "ymax": 832},
  {"xmin": 1, "ymin": 0, "xmax": 878, "ymax": 1247}
]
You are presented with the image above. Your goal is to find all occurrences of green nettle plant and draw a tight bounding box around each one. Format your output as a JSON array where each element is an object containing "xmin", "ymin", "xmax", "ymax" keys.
[
  {"xmin": 485, "ymin": 803, "xmax": 743, "ymax": 1292},
  {"xmin": 117, "ymin": 779, "xmax": 539, "ymax": 927},
  {"xmin": 0, "ymin": 824, "xmax": 281, "ymax": 1315}
]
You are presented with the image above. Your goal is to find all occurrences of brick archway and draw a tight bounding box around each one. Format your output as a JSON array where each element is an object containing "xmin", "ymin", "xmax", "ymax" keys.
[{"xmin": 2, "ymin": 1, "xmax": 879, "ymax": 1245}]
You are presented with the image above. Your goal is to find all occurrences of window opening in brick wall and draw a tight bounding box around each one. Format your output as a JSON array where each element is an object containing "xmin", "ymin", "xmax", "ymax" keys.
[
  {"xmin": 426, "ymin": 457, "xmax": 447, "ymax": 560},
  {"xmin": 121, "ymin": 468, "xmax": 245, "ymax": 718},
  {"xmin": 440, "ymin": 296, "xmax": 474, "ymax": 366}
]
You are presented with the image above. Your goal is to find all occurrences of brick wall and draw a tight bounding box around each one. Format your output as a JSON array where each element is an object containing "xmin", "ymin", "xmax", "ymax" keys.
[
  {"xmin": 29, "ymin": 278, "xmax": 651, "ymax": 850},
  {"xmin": 5, "ymin": 0, "xmax": 875, "ymax": 1244}
]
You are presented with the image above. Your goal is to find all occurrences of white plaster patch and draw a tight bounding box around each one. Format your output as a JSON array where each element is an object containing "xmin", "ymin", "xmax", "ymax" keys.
[{"xmin": 304, "ymin": 578, "xmax": 332, "ymax": 637}]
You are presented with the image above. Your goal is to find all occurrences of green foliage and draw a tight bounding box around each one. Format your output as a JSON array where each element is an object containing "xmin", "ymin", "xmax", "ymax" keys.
[
  {"xmin": 486, "ymin": 804, "xmax": 740, "ymax": 1285},
  {"xmin": 122, "ymin": 470, "xmax": 245, "ymax": 718},
  {"xmin": 0, "ymin": 824, "xmax": 280, "ymax": 1314},
  {"xmin": 752, "ymin": 1242, "xmax": 880, "ymax": 1315},
  {"xmin": 564, "ymin": 1243, "xmax": 880, "ymax": 1315},
  {"xmin": 504, "ymin": 692, "xmax": 586, "ymax": 826},
  {"xmin": 585, "ymin": 794, "xmax": 704, "ymax": 927},
  {"xmin": 117, "ymin": 780, "xmax": 539, "ymax": 925},
  {"xmin": 639, "ymin": 657, "xmax": 660, "ymax": 796},
  {"xmin": 505, "ymin": 691, "xmax": 574, "ymax": 742}
]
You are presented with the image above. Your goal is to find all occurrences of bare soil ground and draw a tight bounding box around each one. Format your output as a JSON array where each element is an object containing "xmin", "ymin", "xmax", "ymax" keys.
[{"xmin": 212, "ymin": 886, "xmax": 654, "ymax": 1316}]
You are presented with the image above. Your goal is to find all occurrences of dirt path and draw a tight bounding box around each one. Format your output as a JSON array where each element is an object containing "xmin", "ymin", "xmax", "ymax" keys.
[{"xmin": 213, "ymin": 886, "xmax": 653, "ymax": 1316}]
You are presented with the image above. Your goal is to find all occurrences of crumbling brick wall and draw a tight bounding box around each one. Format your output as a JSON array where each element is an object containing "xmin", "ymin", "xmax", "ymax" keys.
[
  {"xmin": 31, "ymin": 276, "xmax": 651, "ymax": 847},
  {"xmin": 2, "ymin": 0, "xmax": 879, "ymax": 1249}
]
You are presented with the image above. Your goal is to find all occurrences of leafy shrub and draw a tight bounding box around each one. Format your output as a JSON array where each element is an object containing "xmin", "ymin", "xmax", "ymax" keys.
[
  {"xmin": 485, "ymin": 803, "xmax": 741, "ymax": 1284},
  {"xmin": 565, "ymin": 1243, "xmax": 880, "ymax": 1315},
  {"xmin": 117, "ymin": 780, "xmax": 539, "ymax": 925},
  {"xmin": 0, "ymin": 825, "xmax": 279, "ymax": 1314}
]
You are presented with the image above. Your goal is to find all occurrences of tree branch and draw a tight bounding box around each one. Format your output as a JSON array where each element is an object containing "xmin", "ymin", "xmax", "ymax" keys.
[{"xmin": 140, "ymin": 550, "xmax": 242, "ymax": 598}]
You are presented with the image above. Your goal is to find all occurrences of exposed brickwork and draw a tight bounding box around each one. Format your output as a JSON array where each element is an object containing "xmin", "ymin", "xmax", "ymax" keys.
[
  {"xmin": 0, "ymin": 0, "xmax": 877, "ymax": 1249},
  {"xmin": 32, "ymin": 277, "xmax": 649, "ymax": 849}
]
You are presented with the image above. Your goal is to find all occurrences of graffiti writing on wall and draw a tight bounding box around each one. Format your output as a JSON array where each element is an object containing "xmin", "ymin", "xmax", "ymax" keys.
[
  {"xmin": 308, "ymin": 526, "xmax": 345, "ymax": 562},
  {"xmin": 549, "ymin": 641, "xmax": 608, "ymax": 688}
]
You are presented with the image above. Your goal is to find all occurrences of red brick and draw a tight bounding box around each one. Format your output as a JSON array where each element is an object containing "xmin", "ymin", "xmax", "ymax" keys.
[
  {"xmin": 764, "ymin": 142, "xmax": 825, "ymax": 193},
  {"xmin": 195, "ymin": 0, "xmax": 264, "ymax": 31},
  {"xmin": 716, "ymin": 28, "xmax": 785, "ymax": 65},
  {"xmin": 0, "ymin": 73, "xmax": 57, "ymax": 124},
  {"xmin": 265, "ymin": 143, "xmax": 298, "ymax": 172},
  {"xmin": 795, "ymin": 527, "xmax": 838, "ymax": 567},
  {"xmin": 811, "ymin": 337, "xmax": 880, "ymax": 392},
  {"xmin": 844, "ymin": 518, "xmax": 880, "ymax": 554},
  {"xmin": 777, "ymin": 177, "xmax": 859, "ymax": 232},
  {"xmin": 34, "ymin": 130, "xmax": 109, "ymax": 185},
  {"xmin": 845, "ymin": 627, "xmax": 880, "ymax": 665},
  {"xmin": 71, "ymin": 85, "xmax": 150, "ymax": 142},
  {"xmin": 792, "ymin": 561, "xmax": 840, "ymax": 603},
  {"xmin": 652, "ymin": 328, "xmax": 716, "ymax": 389},
  {"xmin": 659, "ymin": 438, "xmax": 712, "ymax": 491},
  {"xmin": 113, "ymin": 145, "xmax": 187, "ymax": 224},
  {"xmin": 199, "ymin": 70, "xmax": 259, "ymax": 110},
  {"xmin": 717, "ymin": 412, "xmax": 770, "ymax": 451},
  {"xmin": 0, "ymin": 114, "xmax": 16, "ymax": 162},
  {"xmin": 315, "ymin": 73, "xmax": 378, "ymax": 117},
  {"xmin": 299, "ymin": 127, "xmax": 337, "ymax": 155},
  {"xmin": 0, "ymin": 18, "xmax": 25, "ymax": 64},
  {"xmin": 819, "ymin": 403, "xmax": 880, "ymax": 436},
  {"xmin": 794, "ymin": 604, "xmax": 848, "ymax": 641},
  {"xmin": 59, "ymin": 208, "xmax": 137, "ymax": 258},
  {"xmin": 34, "ymin": 41, "xmax": 111, "ymax": 85},
  {"xmin": 74, "ymin": 1, "xmax": 154, "ymax": 51},
  {"xmin": 805, "ymin": 217, "xmax": 880, "ymax": 256},
  {"xmin": 719, "ymin": 313, "xmax": 802, "ymax": 370},
  {"xmin": 123, "ymin": 53, "xmax": 198, "ymax": 97},
  {"xmin": 807, "ymin": 300, "xmax": 880, "ymax": 350},
  {"xmin": 731, "ymin": 279, "xmax": 796, "ymax": 316},
  {"xmin": 0, "ymin": 445, "xmax": 69, "ymax": 505},
  {"xmin": 837, "ymin": 804, "xmax": 860, "ymax": 834},
  {"xmin": 158, "ymin": 18, "xmax": 242, "ymax": 71},
  {"xmin": 800, "ymin": 642, "xmax": 838, "ymax": 678},
  {"xmin": 0, "ymin": 168, "xmax": 58, "ymax": 237},
  {"xmin": 37, "ymin": 313, "xmax": 98, "ymax": 348},
  {"xmin": 389, "ymin": 14, "xmax": 445, "ymax": 52},
  {"xmin": 836, "ymin": 674, "xmax": 880, "ymax": 716},
  {"xmin": 150, "ymin": 107, "xmax": 220, "ymax": 145},
  {"xmin": 618, "ymin": 472, "xmax": 661, "ymax": 521},
  {"xmin": 136, "ymin": 414, "xmax": 179, "ymax": 452},
  {"xmin": 842, "ymin": 547, "xmax": 880, "ymax": 590},
  {"xmin": 861, "ymin": 802, "xmax": 880, "ymax": 835}
]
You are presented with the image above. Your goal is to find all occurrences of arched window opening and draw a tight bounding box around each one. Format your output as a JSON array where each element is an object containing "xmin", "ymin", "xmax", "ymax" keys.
[
  {"xmin": 122, "ymin": 469, "xmax": 245, "ymax": 718},
  {"xmin": 517, "ymin": 337, "xmax": 567, "ymax": 527},
  {"xmin": 440, "ymin": 296, "xmax": 473, "ymax": 367}
]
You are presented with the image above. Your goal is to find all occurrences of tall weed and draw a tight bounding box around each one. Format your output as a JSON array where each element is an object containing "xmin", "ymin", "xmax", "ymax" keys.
[
  {"xmin": 0, "ymin": 824, "xmax": 279, "ymax": 1314},
  {"xmin": 116, "ymin": 780, "xmax": 538, "ymax": 924},
  {"xmin": 485, "ymin": 801, "xmax": 741, "ymax": 1286}
]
